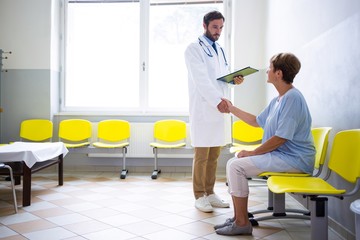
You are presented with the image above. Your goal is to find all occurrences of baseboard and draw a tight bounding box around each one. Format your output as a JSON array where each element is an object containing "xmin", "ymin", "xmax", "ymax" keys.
[{"xmin": 329, "ymin": 217, "xmax": 356, "ymax": 240}]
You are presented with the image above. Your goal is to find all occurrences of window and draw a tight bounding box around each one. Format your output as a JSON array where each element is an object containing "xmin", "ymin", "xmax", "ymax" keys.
[{"xmin": 63, "ymin": 0, "xmax": 225, "ymax": 114}]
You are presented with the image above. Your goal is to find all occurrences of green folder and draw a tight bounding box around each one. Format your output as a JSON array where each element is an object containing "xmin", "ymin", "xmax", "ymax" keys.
[{"xmin": 217, "ymin": 66, "xmax": 259, "ymax": 84}]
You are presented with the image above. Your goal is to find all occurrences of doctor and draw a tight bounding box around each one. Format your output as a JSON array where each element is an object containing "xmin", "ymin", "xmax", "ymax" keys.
[{"xmin": 184, "ymin": 11, "xmax": 243, "ymax": 213}]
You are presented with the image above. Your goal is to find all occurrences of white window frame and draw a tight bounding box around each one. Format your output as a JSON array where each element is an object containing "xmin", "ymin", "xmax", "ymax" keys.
[{"xmin": 60, "ymin": 0, "xmax": 232, "ymax": 116}]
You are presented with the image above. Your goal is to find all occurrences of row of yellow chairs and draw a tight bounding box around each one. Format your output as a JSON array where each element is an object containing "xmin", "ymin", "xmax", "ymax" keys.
[
  {"xmin": 248, "ymin": 126, "xmax": 332, "ymax": 226},
  {"xmin": 19, "ymin": 119, "xmax": 187, "ymax": 179},
  {"xmin": 231, "ymin": 120, "xmax": 360, "ymax": 240},
  {"xmin": 229, "ymin": 120, "xmax": 333, "ymax": 223},
  {"xmin": 267, "ymin": 129, "xmax": 360, "ymax": 240}
]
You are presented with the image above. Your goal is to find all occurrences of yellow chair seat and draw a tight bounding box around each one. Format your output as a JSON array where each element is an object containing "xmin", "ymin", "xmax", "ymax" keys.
[
  {"xmin": 268, "ymin": 176, "xmax": 346, "ymax": 195},
  {"xmin": 258, "ymin": 171, "xmax": 310, "ymax": 177},
  {"xmin": 150, "ymin": 119, "xmax": 187, "ymax": 179},
  {"xmin": 93, "ymin": 142, "xmax": 129, "ymax": 148},
  {"xmin": 59, "ymin": 119, "xmax": 92, "ymax": 148},
  {"xmin": 150, "ymin": 142, "xmax": 186, "ymax": 149},
  {"xmin": 64, "ymin": 142, "xmax": 90, "ymax": 148},
  {"xmin": 93, "ymin": 119, "xmax": 131, "ymax": 179}
]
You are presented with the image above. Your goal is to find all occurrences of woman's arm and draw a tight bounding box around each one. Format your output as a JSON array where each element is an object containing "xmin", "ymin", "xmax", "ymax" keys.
[
  {"xmin": 237, "ymin": 135, "xmax": 287, "ymax": 158},
  {"xmin": 221, "ymin": 98, "xmax": 258, "ymax": 127}
]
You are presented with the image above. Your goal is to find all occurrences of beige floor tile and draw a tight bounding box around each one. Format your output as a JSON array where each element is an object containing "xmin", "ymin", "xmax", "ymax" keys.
[
  {"xmin": 31, "ymin": 207, "xmax": 73, "ymax": 218},
  {"xmin": 125, "ymin": 206, "xmax": 170, "ymax": 220},
  {"xmin": 22, "ymin": 227, "xmax": 77, "ymax": 240},
  {"xmin": 0, "ymin": 212, "xmax": 40, "ymax": 225},
  {"xmin": 174, "ymin": 220, "xmax": 216, "ymax": 237},
  {"xmin": 79, "ymin": 207, "xmax": 121, "ymax": 219},
  {"xmin": 143, "ymin": 228, "xmax": 197, "ymax": 240},
  {"xmin": 62, "ymin": 220, "xmax": 112, "ymax": 235},
  {"xmin": 118, "ymin": 220, "xmax": 167, "ymax": 236},
  {"xmin": 8, "ymin": 219, "xmax": 56, "ymax": 234},
  {"xmin": 45, "ymin": 213, "xmax": 92, "ymax": 226},
  {"xmin": 149, "ymin": 214, "xmax": 196, "ymax": 227},
  {"xmin": 0, "ymin": 171, "xmax": 347, "ymax": 240},
  {"xmin": 98, "ymin": 213, "xmax": 143, "ymax": 227},
  {"xmin": 82, "ymin": 227, "xmax": 136, "ymax": 240}
]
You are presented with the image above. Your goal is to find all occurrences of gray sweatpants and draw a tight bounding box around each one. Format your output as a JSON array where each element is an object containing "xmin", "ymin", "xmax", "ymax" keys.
[{"xmin": 226, "ymin": 154, "xmax": 301, "ymax": 198}]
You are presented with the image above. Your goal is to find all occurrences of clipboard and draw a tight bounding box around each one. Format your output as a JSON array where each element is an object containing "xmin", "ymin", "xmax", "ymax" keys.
[{"xmin": 217, "ymin": 66, "xmax": 259, "ymax": 84}]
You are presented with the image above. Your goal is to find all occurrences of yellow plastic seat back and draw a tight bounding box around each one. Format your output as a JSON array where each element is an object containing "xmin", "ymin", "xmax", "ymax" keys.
[
  {"xmin": 232, "ymin": 120, "xmax": 263, "ymax": 144},
  {"xmin": 230, "ymin": 120, "xmax": 264, "ymax": 153},
  {"xmin": 59, "ymin": 119, "xmax": 92, "ymax": 148},
  {"xmin": 328, "ymin": 129, "xmax": 360, "ymax": 183},
  {"xmin": 97, "ymin": 120, "xmax": 130, "ymax": 142},
  {"xmin": 312, "ymin": 127, "xmax": 332, "ymax": 169},
  {"xmin": 93, "ymin": 120, "xmax": 130, "ymax": 148},
  {"xmin": 150, "ymin": 119, "xmax": 187, "ymax": 149},
  {"xmin": 20, "ymin": 119, "xmax": 53, "ymax": 142},
  {"xmin": 258, "ymin": 127, "xmax": 332, "ymax": 178},
  {"xmin": 268, "ymin": 129, "xmax": 360, "ymax": 194},
  {"xmin": 153, "ymin": 119, "xmax": 186, "ymax": 144}
]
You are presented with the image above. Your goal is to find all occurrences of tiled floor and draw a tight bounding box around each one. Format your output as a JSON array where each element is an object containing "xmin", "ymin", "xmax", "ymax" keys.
[{"xmin": 0, "ymin": 171, "xmax": 344, "ymax": 240}]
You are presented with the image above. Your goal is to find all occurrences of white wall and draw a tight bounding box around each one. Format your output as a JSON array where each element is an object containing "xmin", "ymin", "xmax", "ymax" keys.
[
  {"xmin": 232, "ymin": 0, "xmax": 360, "ymax": 237},
  {"xmin": 0, "ymin": 0, "xmax": 59, "ymax": 143},
  {"xmin": 231, "ymin": 0, "xmax": 267, "ymax": 115},
  {"xmin": 0, "ymin": 0, "xmax": 51, "ymax": 69}
]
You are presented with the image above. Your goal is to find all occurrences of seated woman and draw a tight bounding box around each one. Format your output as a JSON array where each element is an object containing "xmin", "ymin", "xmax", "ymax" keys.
[{"xmin": 216, "ymin": 52, "xmax": 316, "ymax": 236}]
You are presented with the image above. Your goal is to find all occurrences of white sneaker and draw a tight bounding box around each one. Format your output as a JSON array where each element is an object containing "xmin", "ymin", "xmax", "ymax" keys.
[
  {"xmin": 207, "ymin": 194, "xmax": 230, "ymax": 208},
  {"xmin": 195, "ymin": 196, "xmax": 213, "ymax": 212}
]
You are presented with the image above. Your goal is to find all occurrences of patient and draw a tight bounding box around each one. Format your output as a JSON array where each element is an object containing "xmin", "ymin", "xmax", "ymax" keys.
[{"xmin": 215, "ymin": 52, "xmax": 316, "ymax": 236}]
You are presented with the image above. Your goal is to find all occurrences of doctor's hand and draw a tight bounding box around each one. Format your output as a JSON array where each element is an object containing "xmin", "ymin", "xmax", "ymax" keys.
[
  {"xmin": 221, "ymin": 98, "xmax": 233, "ymax": 111},
  {"xmin": 217, "ymin": 99, "xmax": 230, "ymax": 113},
  {"xmin": 233, "ymin": 75, "xmax": 244, "ymax": 85}
]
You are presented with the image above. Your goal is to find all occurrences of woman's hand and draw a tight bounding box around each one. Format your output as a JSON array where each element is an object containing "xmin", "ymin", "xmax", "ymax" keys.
[{"xmin": 237, "ymin": 150, "xmax": 255, "ymax": 158}]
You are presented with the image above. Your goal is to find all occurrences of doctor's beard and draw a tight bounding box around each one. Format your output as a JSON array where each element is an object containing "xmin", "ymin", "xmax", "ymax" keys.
[{"xmin": 205, "ymin": 29, "xmax": 220, "ymax": 42}]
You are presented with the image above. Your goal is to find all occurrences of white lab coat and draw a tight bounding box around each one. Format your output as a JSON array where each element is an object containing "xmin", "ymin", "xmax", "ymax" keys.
[{"xmin": 184, "ymin": 35, "xmax": 231, "ymax": 147}]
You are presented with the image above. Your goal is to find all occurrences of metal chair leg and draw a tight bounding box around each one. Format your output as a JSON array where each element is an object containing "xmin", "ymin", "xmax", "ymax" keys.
[
  {"xmin": 120, "ymin": 147, "xmax": 128, "ymax": 179},
  {"xmin": 1, "ymin": 163, "xmax": 18, "ymax": 213},
  {"xmin": 310, "ymin": 197, "xmax": 328, "ymax": 240},
  {"xmin": 151, "ymin": 148, "xmax": 161, "ymax": 179}
]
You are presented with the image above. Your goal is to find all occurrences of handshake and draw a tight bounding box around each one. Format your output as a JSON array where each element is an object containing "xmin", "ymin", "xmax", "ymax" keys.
[
  {"xmin": 217, "ymin": 98, "xmax": 233, "ymax": 113},
  {"xmin": 217, "ymin": 76, "xmax": 243, "ymax": 113}
]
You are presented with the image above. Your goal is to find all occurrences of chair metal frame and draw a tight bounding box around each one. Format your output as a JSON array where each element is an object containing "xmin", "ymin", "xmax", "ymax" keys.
[
  {"xmin": 0, "ymin": 163, "xmax": 18, "ymax": 213},
  {"xmin": 93, "ymin": 119, "xmax": 130, "ymax": 179},
  {"xmin": 249, "ymin": 127, "xmax": 332, "ymax": 225},
  {"xmin": 149, "ymin": 119, "xmax": 187, "ymax": 179},
  {"xmin": 267, "ymin": 129, "xmax": 360, "ymax": 240}
]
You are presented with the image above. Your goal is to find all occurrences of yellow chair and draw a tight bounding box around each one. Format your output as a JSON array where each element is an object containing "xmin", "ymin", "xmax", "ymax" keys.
[
  {"xmin": 267, "ymin": 129, "xmax": 360, "ymax": 240},
  {"xmin": 229, "ymin": 120, "xmax": 264, "ymax": 153},
  {"xmin": 0, "ymin": 163, "xmax": 18, "ymax": 213},
  {"xmin": 149, "ymin": 119, "xmax": 187, "ymax": 179},
  {"xmin": 93, "ymin": 120, "xmax": 130, "ymax": 179},
  {"xmin": 249, "ymin": 127, "xmax": 332, "ymax": 225},
  {"xmin": 20, "ymin": 119, "xmax": 53, "ymax": 142},
  {"xmin": 59, "ymin": 119, "xmax": 92, "ymax": 148}
]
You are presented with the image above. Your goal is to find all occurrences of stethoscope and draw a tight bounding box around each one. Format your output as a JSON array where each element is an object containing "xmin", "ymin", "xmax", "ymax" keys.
[{"xmin": 198, "ymin": 37, "xmax": 228, "ymax": 66}]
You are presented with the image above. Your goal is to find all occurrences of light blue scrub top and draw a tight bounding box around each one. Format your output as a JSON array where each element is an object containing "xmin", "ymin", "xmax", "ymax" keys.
[{"xmin": 256, "ymin": 88, "xmax": 316, "ymax": 174}]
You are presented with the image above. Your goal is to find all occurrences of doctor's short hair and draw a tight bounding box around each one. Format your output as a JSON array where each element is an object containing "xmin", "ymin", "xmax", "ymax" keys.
[
  {"xmin": 270, "ymin": 52, "xmax": 301, "ymax": 84},
  {"xmin": 203, "ymin": 11, "xmax": 225, "ymax": 26}
]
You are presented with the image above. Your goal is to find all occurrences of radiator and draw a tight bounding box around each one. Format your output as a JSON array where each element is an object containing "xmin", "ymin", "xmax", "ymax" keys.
[{"xmin": 89, "ymin": 122, "xmax": 193, "ymax": 158}]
